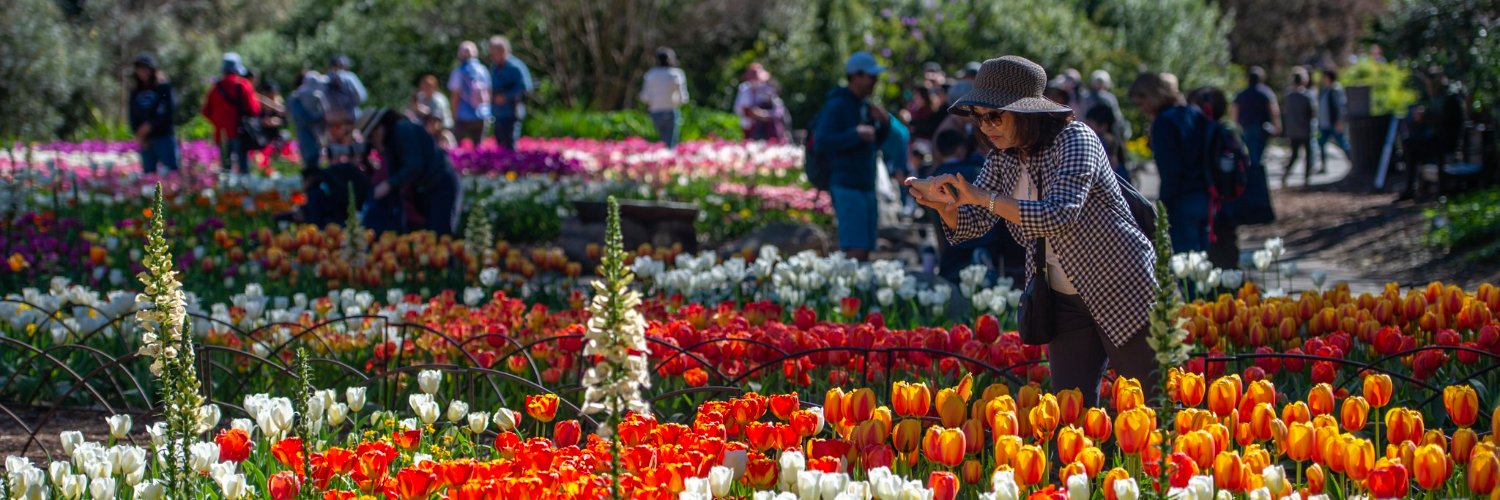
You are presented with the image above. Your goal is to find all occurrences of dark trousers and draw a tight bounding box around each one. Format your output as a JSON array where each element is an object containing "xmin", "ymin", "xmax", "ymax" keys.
[
  {"xmin": 453, "ymin": 120, "xmax": 485, "ymax": 147},
  {"xmin": 418, "ymin": 170, "xmax": 463, "ymax": 236},
  {"xmin": 1048, "ymin": 291, "xmax": 1159, "ymax": 408},
  {"xmin": 1283, "ymin": 137, "xmax": 1316, "ymax": 186},
  {"xmin": 494, "ymin": 117, "xmax": 520, "ymax": 150},
  {"xmin": 1208, "ymin": 221, "xmax": 1240, "ymax": 270}
]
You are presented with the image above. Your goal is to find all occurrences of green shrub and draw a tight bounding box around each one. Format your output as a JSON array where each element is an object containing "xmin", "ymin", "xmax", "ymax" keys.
[
  {"xmin": 1343, "ymin": 59, "xmax": 1421, "ymax": 117},
  {"xmin": 1425, "ymin": 187, "xmax": 1500, "ymax": 261},
  {"xmin": 527, "ymin": 106, "xmax": 743, "ymax": 141}
]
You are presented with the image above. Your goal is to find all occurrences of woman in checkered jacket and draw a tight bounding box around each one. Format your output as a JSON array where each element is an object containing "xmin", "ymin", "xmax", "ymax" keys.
[{"xmin": 907, "ymin": 56, "xmax": 1160, "ymax": 408}]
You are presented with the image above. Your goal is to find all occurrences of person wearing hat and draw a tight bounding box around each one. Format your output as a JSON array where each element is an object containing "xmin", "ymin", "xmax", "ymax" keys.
[
  {"xmin": 639, "ymin": 47, "xmax": 689, "ymax": 148},
  {"xmin": 128, "ymin": 53, "xmax": 178, "ymax": 175},
  {"xmin": 359, "ymin": 107, "xmax": 462, "ymax": 236},
  {"xmin": 325, "ymin": 54, "xmax": 368, "ymax": 120},
  {"xmin": 907, "ymin": 55, "xmax": 1159, "ymax": 408},
  {"xmin": 812, "ymin": 51, "xmax": 892, "ymax": 261},
  {"xmin": 201, "ymin": 52, "xmax": 260, "ymax": 174}
]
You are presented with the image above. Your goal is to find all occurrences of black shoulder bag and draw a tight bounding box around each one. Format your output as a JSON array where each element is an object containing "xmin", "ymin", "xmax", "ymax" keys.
[{"xmin": 1017, "ymin": 237, "xmax": 1055, "ymax": 345}]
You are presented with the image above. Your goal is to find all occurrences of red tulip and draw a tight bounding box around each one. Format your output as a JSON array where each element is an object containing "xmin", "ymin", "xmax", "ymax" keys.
[
  {"xmin": 272, "ymin": 437, "xmax": 306, "ymax": 476},
  {"xmin": 390, "ymin": 467, "xmax": 437, "ymax": 500},
  {"xmin": 1367, "ymin": 461, "xmax": 1409, "ymax": 499},
  {"xmin": 216, "ymin": 428, "xmax": 252, "ymax": 463},
  {"xmin": 267, "ymin": 471, "xmax": 300, "ymax": 500},
  {"xmin": 554, "ymin": 419, "xmax": 581, "ymax": 447},
  {"xmin": 929, "ymin": 471, "xmax": 959, "ymax": 500}
]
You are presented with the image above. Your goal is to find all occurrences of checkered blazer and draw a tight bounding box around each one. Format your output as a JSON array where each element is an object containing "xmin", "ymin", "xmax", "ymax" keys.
[{"xmin": 948, "ymin": 122, "xmax": 1158, "ymax": 347}]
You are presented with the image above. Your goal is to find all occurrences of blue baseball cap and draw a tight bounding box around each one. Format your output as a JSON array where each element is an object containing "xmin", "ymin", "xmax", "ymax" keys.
[{"xmin": 845, "ymin": 51, "xmax": 885, "ymax": 76}]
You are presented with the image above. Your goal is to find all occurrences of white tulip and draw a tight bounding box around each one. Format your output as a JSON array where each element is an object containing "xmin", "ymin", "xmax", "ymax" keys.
[
  {"xmin": 778, "ymin": 450, "xmax": 805, "ymax": 492},
  {"xmin": 346, "ymin": 387, "xmax": 367, "ymax": 412},
  {"xmin": 1066, "ymin": 473, "xmax": 1089, "ymax": 500},
  {"xmin": 409, "ymin": 393, "xmax": 434, "ymax": 413},
  {"xmin": 819, "ymin": 472, "xmax": 849, "ymax": 500},
  {"xmin": 88, "ymin": 476, "xmax": 116, "ymax": 500},
  {"xmin": 721, "ymin": 448, "xmax": 748, "ymax": 479},
  {"xmin": 1247, "ymin": 487, "xmax": 1271, "ymax": 500},
  {"xmin": 61, "ymin": 472, "xmax": 88, "ymax": 499},
  {"xmin": 105, "ymin": 414, "xmax": 132, "ymax": 439},
  {"xmin": 61, "ymin": 430, "xmax": 84, "ymax": 455},
  {"xmin": 1112, "ymin": 477, "xmax": 1139, "ymax": 500},
  {"xmin": 708, "ymin": 465, "xmax": 734, "ymax": 497},
  {"xmin": 116, "ymin": 447, "xmax": 147, "ymax": 485},
  {"xmin": 188, "ymin": 441, "xmax": 220, "ymax": 474},
  {"xmin": 1262, "ymin": 465, "xmax": 1286, "ymax": 496},
  {"xmin": 467, "ymin": 412, "xmax": 489, "ymax": 434},
  {"xmin": 842, "ymin": 480, "xmax": 871, "ymax": 500},
  {"xmin": 991, "ymin": 470, "xmax": 1019, "ymax": 500},
  {"xmin": 796, "ymin": 470, "xmax": 823, "ymax": 500},
  {"xmin": 492, "ymin": 408, "xmax": 520, "ymax": 431},
  {"xmin": 134, "ymin": 479, "xmax": 165, "ymax": 500},
  {"xmin": 415, "ymin": 401, "xmax": 440, "ymax": 425},
  {"xmin": 214, "ymin": 472, "xmax": 252, "ymax": 500},
  {"xmin": 327, "ymin": 402, "xmax": 349, "ymax": 427},
  {"xmin": 447, "ymin": 400, "xmax": 469, "ymax": 423},
  {"xmin": 48, "ymin": 461, "xmax": 71, "ymax": 486},
  {"xmin": 195, "ymin": 404, "xmax": 221, "ymax": 434},
  {"xmin": 682, "ymin": 477, "xmax": 710, "ymax": 496}
]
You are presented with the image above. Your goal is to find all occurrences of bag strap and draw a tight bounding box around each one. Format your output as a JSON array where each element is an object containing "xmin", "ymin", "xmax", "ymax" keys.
[{"xmin": 217, "ymin": 80, "xmax": 250, "ymax": 117}]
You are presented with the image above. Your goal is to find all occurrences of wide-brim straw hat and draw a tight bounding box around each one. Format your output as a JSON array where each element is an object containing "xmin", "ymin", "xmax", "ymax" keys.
[{"xmin": 949, "ymin": 55, "xmax": 1071, "ymax": 116}]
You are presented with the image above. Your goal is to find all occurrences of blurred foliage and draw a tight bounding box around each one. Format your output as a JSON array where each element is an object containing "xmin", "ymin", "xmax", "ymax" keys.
[
  {"xmin": 1425, "ymin": 187, "xmax": 1500, "ymax": 262},
  {"xmin": 527, "ymin": 107, "xmax": 743, "ymax": 141},
  {"xmin": 0, "ymin": 0, "xmax": 100, "ymax": 140},
  {"xmin": 1376, "ymin": 0, "xmax": 1500, "ymax": 117},
  {"xmin": 1341, "ymin": 59, "xmax": 1421, "ymax": 117}
]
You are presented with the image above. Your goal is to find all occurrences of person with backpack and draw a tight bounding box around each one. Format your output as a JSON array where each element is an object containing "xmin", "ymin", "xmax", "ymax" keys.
[
  {"xmin": 1191, "ymin": 86, "xmax": 1272, "ymax": 270},
  {"xmin": 908, "ymin": 55, "xmax": 1160, "ymax": 408},
  {"xmin": 448, "ymin": 41, "xmax": 491, "ymax": 147},
  {"xmin": 1130, "ymin": 72, "xmax": 1211, "ymax": 253},
  {"xmin": 811, "ymin": 51, "xmax": 891, "ymax": 262},
  {"xmin": 201, "ymin": 53, "xmax": 260, "ymax": 174},
  {"xmin": 325, "ymin": 54, "xmax": 368, "ymax": 120},
  {"xmin": 489, "ymin": 36, "xmax": 533, "ymax": 150},
  {"xmin": 128, "ymin": 53, "xmax": 178, "ymax": 175},
  {"xmin": 289, "ymin": 70, "xmax": 330, "ymax": 173}
]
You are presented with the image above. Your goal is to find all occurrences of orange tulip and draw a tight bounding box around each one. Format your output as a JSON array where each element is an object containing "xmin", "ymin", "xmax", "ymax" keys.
[
  {"xmin": 994, "ymin": 435, "xmax": 1023, "ymax": 469},
  {"xmin": 1493, "ymin": 406, "xmax": 1500, "ymax": 444},
  {"xmin": 1422, "ymin": 428, "xmax": 1449, "ymax": 450},
  {"xmin": 843, "ymin": 388, "xmax": 878, "ymax": 424},
  {"xmin": 986, "ymin": 395, "xmax": 1018, "ymax": 427},
  {"xmin": 1241, "ymin": 379, "xmax": 1276, "ymax": 415},
  {"xmin": 1307, "ymin": 383, "xmax": 1335, "ymax": 417},
  {"xmin": 892, "ymin": 418, "xmax": 922, "ymax": 453},
  {"xmin": 1363, "ymin": 373, "xmax": 1393, "ymax": 408},
  {"xmin": 981, "ymin": 383, "xmax": 1010, "ymax": 403},
  {"xmin": 992, "ymin": 410, "xmax": 1020, "ymax": 438},
  {"xmin": 1444, "ymin": 385, "xmax": 1480, "ymax": 428},
  {"xmin": 1101, "ymin": 468, "xmax": 1130, "ymax": 500},
  {"xmin": 1030, "ymin": 394, "xmax": 1061, "ymax": 440},
  {"xmin": 935, "ymin": 388, "xmax": 966, "ymax": 428},
  {"xmin": 1114, "ymin": 380, "xmax": 1145, "ymax": 412},
  {"xmin": 1312, "ymin": 413, "xmax": 1338, "ymax": 430},
  {"xmin": 1077, "ymin": 446, "xmax": 1106, "ymax": 477},
  {"xmin": 1394, "ymin": 439, "xmax": 1418, "ymax": 471},
  {"xmin": 1281, "ymin": 401, "xmax": 1311, "ymax": 424},
  {"xmin": 1469, "ymin": 448, "xmax": 1500, "ymax": 495},
  {"xmin": 1250, "ymin": 402, "xmax": 1277, "ymax": 441},
  {"xmin": 1286, "ymin": 421, "xmax": 1316, "ymax": 463},
  {"xmin": 1175, "ymin": 429, "xmax": 1218, "ymax": 470},
  {"xmin": 892, "ymin": 381, "xmax": 932, "ymax": 418},
  {"xmin": 1116, "ymin": 407, "xmax": 1155, "ymax": 455},
  {"xmin": 850, "ymin": 419, "xmax": 887, "ymax": 451},
  {"xmin": 824, "ymin": 388, "xmax": 846, "ymax": 426},
  {"xmin": 1454, "ymin": 427, "xmax": 1479, "ymax": 464},
  {"xmin": 961, "ymin": 418, "xmax": 985, "ymax": 455},
  {"xmin": 1207, "ymin": 375, "xmax": 1243, "ymax": 417},
  {"xmin": 1317, "ymin": 427, "xmax": 1345, "ymax": 471},
  {"xmin": 1018, "ymin": 383, "xmax": 1043, "ymax": 409},
  {"xmin": 1057, "ymin": 425, "xmax": 1092, "ymax": 464},
  {"xmin": 921, "ymin": 425, "xmax": 965, "ymax": 467},
  {"xmin": 960, "ymin": 460, "xmax": 983, "ymax": 485},
  {"xmin": 1305, "ymin": 462, "xmax": 1326, "ymax": 494},
  {"xmin": 744, "ymin": 458, "xmax": 778, "ymax": 490},
  {"xmin": 790, "ymin": 409, "xmax": 821, "ymax": 437},
  {"xmin": 1386, "ymin": 407, "xmax": 1426, "ymax": 445},
  {"xmin": 1083, "ymin": 408, "xmax": 1112, "ymax": 443},
  {"xmin": 1057, "ymin": 389, "xmax": 1084, "ymax": 424},
  {"xmin": 930, "ymin": 471, "xmax": 960, "ymax": 500},
  {"xmin": 1058, "ymin": 462, "xmax": 1087, "ymax": 484},
  {"xmin": 1367, "ymin": 460, "xmax": 1410, "ymax": 499},
  {"xmin": 1340, "ymin": 396, "xmax": 1370, "ymax": 432},
  {"xmin": 525, "ymin": 394, "xmax": 559, "ymax": 423},
  {"xmin": 1345, "ymin": 437, "xmax": 1376, "ymax": 481},
  {"xmin": 1413, "ymin": 443, "xmax": 1451, "ymax": 490},
  {"xmin": 1213, "ymin": 451, "xmax": 1246, "ymax": 492},
  {"xmin": 1014, "ymin": 445, "xmax": 1048, "ymax": 488},
  {"xmin": 1176, "ymin": 371, "xmax": 1206, "ymax": 408},
  {"xmin": 769, "ymin": 393, "xmax": 800, "ymax": 421}
]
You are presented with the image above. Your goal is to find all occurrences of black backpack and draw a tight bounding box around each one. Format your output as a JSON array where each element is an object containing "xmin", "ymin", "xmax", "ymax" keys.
[
  {"xmin": 802, "ymin": 109, "xmax": 831, "ymax": 191},
  {"xmin": 1199, "ymin": 113, "xmax": 1248, "ymax": 201}
]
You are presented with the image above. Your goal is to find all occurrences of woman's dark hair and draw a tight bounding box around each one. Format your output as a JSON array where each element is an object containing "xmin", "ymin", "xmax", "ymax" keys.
[
  {"xmin": 999, "ymin": 111, "xmax": 1074, "ymax": 159},
  {"xmin": 132, "ymin": 66, "xmax": 159, "ymax": 92},
  {"xmin": 1188, "ymin": 86, "xmax": 1229, "ymax": 122},
  {"xmin": 912, "ymin": 86, "xmax": 941, "ymax": 113},
  {"xmin": 1084, "ymin": 104, "xmax": 1115, "ymax": 129},
  {"xmin": 656, "ymin": 47, "xmax": 677, "ymax": 68}
]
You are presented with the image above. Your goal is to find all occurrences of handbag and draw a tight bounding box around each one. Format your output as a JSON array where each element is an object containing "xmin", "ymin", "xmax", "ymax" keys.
[{"xmin": 1017, "ymin": 237, "xmax": 1056, "ymax": 345}]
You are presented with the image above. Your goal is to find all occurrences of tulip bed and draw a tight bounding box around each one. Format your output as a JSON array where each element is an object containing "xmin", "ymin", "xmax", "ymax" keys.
[{"xmin": 6, "ymin": 141, "xmax": 1500, "ymax": 500}]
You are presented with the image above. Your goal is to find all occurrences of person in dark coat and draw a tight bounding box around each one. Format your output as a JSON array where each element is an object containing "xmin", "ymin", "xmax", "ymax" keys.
[
  {"xmin": 360, "ymin": 108, "xmax": 463, "ymax": 235},
  {"xmin": 129, "ymin": 53, "xmax": 178, "ymax": 174}
]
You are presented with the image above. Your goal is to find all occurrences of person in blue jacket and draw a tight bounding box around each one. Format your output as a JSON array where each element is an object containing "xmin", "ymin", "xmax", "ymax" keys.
[
  {"xmin": 360, "ymin": 108, "xmax": 463, "ymax": 236},
  {"xmin": 128, "ymin": 53, "xmax": 178, "ymax": 174},
  {"xmin": 489, "ymin": 36, "xmax": 533, "ymax": 149},
  {"xmin": 1129, "ymin": 72, "xmax": 1210, "ymax": 253},
  {"xmin": 813, "ymin": 51, "xmax": 891, "ymax": 261}
]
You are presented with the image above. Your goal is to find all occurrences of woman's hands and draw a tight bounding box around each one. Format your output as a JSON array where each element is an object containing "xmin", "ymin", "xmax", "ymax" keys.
[{"xmin": 906, "ymin": 174, "xmax": 975, "ymax": 228}]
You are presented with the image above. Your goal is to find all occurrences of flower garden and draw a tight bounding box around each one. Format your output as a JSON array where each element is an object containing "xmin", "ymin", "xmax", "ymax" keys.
[{"xmin": 3, "ymin": 139, "xmax": 1500, "ymax": 500}]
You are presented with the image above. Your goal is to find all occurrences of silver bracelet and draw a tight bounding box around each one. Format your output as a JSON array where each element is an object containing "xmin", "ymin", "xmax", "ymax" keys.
[{"xmin": 987, "ymin": 192, "xmax": 996, "ymax": 213}]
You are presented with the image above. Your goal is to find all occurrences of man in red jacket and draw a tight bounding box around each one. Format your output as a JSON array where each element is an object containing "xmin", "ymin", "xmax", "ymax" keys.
[{"xmin": 201, "ymin": 53, "xmax": 260, "ymax": 174}]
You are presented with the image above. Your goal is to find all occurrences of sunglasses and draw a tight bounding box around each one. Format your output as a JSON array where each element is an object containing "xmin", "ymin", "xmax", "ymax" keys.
[{"xmin": 969, "ymin": 108, "xmax": 1006, "ymax": 123}]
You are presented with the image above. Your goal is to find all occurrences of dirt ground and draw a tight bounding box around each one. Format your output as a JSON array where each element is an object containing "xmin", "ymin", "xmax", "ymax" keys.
[{"xmin": 0, "ymin": 406, "xmax": 153, "ymax": 462}]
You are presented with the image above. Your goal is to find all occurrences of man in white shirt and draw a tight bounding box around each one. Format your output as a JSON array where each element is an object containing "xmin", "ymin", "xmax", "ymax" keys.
[{"xmin": 639, "ymin": 47, "xmax": 689, "ymax": 148}]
